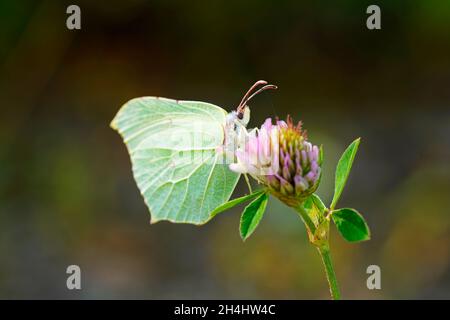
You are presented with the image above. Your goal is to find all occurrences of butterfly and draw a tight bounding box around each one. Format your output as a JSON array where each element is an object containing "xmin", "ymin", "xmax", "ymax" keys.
[{"xmin": 111, "ymin": 80, "xmax": 277, "ymax": 225}]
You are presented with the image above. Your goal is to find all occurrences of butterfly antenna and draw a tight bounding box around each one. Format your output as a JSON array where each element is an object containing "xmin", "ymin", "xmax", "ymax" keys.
[
  {"xmin": 246, "ymin": 84, "xmax": 278, "ymax": 103},
  {"xmin": 237, "ymin": 80, "xmax": 267, "ymax": 111},
  {"xmin": 237, "ymin": 80, "xmax": 277, "ymax": 113}
]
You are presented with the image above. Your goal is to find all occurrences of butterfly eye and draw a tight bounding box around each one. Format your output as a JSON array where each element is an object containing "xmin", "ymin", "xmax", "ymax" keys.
[{"xmin": 237, "ymin": 112, "xmax": 244, "ymax": 120}]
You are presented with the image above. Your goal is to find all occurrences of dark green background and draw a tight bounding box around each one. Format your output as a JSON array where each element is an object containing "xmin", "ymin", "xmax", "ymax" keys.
[{"xmin": 1, "ymin": 0, "xmax": 449, "ymax": 298}]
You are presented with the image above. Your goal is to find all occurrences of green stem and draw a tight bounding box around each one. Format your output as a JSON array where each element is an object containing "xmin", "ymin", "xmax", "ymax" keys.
[
  {"xmin": 317, "ymin": 245, "xmax": 341, "ymax": 300},
  {"xmin": 295, "ymin": 205, "xmax": 341, "ymax": 300}
]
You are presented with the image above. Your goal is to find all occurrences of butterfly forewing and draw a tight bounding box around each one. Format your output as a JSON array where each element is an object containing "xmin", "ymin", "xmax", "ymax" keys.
[{"xmin": 111, "ymin": 97, "xmax": 240, "ymax": 224}]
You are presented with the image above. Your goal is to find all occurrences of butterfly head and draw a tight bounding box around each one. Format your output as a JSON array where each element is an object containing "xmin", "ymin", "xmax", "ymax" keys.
[{"xmin": 236, "ymin": 107, "xmax": 251, "ymax": 126}]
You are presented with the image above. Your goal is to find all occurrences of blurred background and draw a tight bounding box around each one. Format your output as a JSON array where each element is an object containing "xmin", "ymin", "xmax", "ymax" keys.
[{"xmin": 1, "ymin": 0, "xmax": 449, "ymax": 299}]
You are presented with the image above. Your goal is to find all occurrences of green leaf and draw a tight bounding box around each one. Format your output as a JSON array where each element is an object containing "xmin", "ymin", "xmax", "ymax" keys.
[
  {"xmin": 311, "ymin": 194, "xmax": 326, "ymax": 214},
  {"xmin": 331, "ymin": 208, "xmax": 370, "ymax": 242},
  {"xmin": 330, "ymin": 138, "xmax": 361, "ymax": 210},
  {"xmin": 209, "ymin": 189, "xmax": 265, "ymax": 219},
  {"xmin": 303, "ymin": 194, "xmax": 326, "ymax": 227},
  {"xmin": 302, "ymin": 194, "xmax": 330, "ymax": 245},
  {"xmin": 240, "ymin": 192, "xmax": 269, "ymax": 241}
]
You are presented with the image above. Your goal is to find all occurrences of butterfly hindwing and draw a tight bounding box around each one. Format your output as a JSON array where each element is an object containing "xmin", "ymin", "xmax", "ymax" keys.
[{"xmin": 111, "ymin": 97, "xmax": 240, "ymax": 224}]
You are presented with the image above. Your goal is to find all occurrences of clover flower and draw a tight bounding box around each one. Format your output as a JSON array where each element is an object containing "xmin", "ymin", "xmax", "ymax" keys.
[{"xmin": 230, "ymin": 116, "xmax": 322, "ymax": 207}]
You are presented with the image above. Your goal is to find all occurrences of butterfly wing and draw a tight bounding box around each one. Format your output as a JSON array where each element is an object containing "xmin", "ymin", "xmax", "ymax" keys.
[{"xmin": 111, "ymin": 97, "xmax": 240, "ymax": 225}]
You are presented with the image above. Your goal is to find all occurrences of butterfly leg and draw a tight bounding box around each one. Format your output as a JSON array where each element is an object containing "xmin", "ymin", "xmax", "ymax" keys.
[{"xmin": 244, "ymin": 173, "xmax": 253, "ymax": 194}]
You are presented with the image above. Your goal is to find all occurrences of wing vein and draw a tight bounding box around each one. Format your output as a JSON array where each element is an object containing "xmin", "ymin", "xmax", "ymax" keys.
[{"xmin": 198, "ymin": 154, "xmax": 218, "ymax": 215}]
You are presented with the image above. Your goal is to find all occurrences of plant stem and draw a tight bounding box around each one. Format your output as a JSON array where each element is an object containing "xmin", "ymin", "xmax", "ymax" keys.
[
  {"xmin": 295, "ymin": 205, "xmax": 341, "ymax": 299},
  {"xmin": 317, "ymin": 245, "xmax": 341, "ymax": 300}
]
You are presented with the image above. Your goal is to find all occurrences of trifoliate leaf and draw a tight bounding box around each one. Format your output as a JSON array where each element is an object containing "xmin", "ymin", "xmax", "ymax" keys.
[
  {"xmin": 210, "ymin": 189, "xmax": 265, "ymax": 219},
  {"xmin": 240, "ymin": 192, "xmax": 269, "ymax": 241},
  {"xmin": 332, "ymin": 208, "xmax": 370, "ymax": 242},
  {"xmin": 330, "ymin": 138, "xmax": 360, "ymax": 210}
]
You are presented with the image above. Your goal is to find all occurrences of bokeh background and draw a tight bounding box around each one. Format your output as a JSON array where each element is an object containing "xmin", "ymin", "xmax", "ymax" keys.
[{"xmin": 1, "ymin": 0, "xmax": 449, "ymax": 299}]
